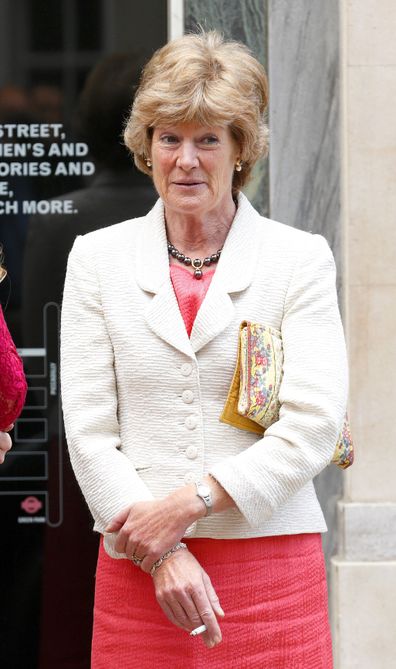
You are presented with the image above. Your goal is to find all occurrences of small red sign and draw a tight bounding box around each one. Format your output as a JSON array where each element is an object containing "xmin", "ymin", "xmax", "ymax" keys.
[{"xmin": 21, "ymin": 496, "xmax": 43, "ymax": 514}]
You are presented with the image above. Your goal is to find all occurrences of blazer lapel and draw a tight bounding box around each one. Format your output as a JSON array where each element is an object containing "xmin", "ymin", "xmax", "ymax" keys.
[
  {"xmin": 191, "ymin": 193, "xmax": 262, "ymax": 352},
  {"xmin": 144, "ymin": 284, "xmax": 193, "ymax": 359},
  {"xmin": 135, "ymin": 194, "xmax": 262, "ymax": 357},
  {"xmin": 135, "ymin": 200, "xmax": 194, "ymax": 359}
]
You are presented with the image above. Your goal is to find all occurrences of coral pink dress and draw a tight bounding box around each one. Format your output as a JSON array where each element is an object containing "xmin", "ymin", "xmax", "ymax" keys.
[
  {"xmin": 91, "ymin": 266, "xmax": 333, "ymax": 669},
  {"xmin": 0, "ymin": 305, "xmax": 27, "ymax": 430}
]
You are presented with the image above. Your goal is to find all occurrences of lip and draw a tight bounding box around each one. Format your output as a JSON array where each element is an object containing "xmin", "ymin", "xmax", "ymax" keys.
[{"xmin": 172, "ymin": 181, "xmax": 205, "ymax": 186}]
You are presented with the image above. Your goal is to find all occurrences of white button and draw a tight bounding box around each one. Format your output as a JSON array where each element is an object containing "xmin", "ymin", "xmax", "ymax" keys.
[
  {"xmin": 186, "ymin": 445, "xmax": 198, "ymax": 460},
  {"xmin": 182, "ymin": 390, "xmax": 194, "ymax": 404},
  {"xmin": 184, "ymin": 472, "xmax": 197, "ymax": 484},
  {"xmin": 185, "ymin": 415, "xmax": 198, "ymax": 430},
  {"xmin": 180, "ymin": 363, "xmax": 192, "ymax": 376}
]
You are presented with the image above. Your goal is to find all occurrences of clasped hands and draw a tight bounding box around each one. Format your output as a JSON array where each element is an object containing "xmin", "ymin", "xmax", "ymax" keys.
[
  {"xmin": 105, "ymin": 492, "xmax": 197, "ymax": 572},
  {"xmin": 105, "ymin": 486, "xmax": 225, "ymax": 648}
]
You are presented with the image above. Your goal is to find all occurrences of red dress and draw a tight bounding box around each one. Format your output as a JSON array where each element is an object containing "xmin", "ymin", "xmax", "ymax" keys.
[
  {"xmin": 91, "ymin": 266, "xmax": 333, "ymax": 668},
  {"xmin": 0, "ymin": 305, "xmax": 27, "ymax": 430}
]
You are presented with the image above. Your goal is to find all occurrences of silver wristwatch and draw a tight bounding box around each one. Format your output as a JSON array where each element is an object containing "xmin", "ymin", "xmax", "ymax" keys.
[{"xmin": 195, "ymin": 481, "xmax": 213, "ymax": 516}]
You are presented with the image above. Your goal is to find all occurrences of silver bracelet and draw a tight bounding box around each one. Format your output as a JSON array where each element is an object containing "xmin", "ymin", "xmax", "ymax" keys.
[{"xmin": 150, "ymin": 542, "xmax": 187, "ymax": 577}]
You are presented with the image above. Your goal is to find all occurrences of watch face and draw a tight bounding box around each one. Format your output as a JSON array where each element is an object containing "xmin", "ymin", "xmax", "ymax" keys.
[{"xmin": 196, "ymin": 482, "xmax": 213, "ymax": 515}]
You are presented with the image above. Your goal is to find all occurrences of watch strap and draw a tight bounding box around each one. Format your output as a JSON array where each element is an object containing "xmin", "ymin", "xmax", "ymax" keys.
[{"xmin": 195, "ymin": 481, "xmax": 213, "ymax": 516}]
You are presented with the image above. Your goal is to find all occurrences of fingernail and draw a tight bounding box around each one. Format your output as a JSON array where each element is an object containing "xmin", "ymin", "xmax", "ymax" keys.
[{"xmin": 218, "ymin": 606, "xmax": 225, "ymax": 616}]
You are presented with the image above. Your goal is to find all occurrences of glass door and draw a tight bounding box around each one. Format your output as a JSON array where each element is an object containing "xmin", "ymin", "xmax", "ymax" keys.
[{"xmin": 0, "ymin": 2, "xmax": 166, "ymax": 667}]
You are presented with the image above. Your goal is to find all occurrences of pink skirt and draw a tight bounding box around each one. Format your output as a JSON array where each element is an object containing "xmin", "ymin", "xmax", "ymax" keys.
[{"xmin": 92, "ymin": 534, "xmax": 332, "ymax": 668}]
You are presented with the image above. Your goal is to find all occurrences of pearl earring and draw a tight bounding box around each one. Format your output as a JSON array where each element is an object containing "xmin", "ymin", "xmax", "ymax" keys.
[
  {"xmin": 145, "ymin": 158, "xmax": 152, "ymax": 168},
  {"xmin": 235, "ymin": 159, "xmax": 243, "ymax": 172}
]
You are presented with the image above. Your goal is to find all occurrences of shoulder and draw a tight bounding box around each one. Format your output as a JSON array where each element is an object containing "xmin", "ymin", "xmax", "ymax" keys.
[
  {"xmin": 238, "ymin": 193, "xmax": 333, "ymax": 262},
  {"xmin": 68, "ymin": 199, "xmax": 160, "ymax": 262},
  {"xmin": 259, "ymin": 215, "xmax": 330, "ymax": 256},
  {"xmin": 262, "ymin": 218, "xmax": 333, "ymax": 270},
  {"xmin": 76, "ymin": 213, "xmax": 147, "ymax": 248}
]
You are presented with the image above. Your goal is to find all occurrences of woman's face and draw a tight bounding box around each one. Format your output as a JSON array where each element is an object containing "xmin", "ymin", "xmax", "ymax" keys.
[{"xmin": 150, "ymin": 122, "xmax": 239, "ymax": 219}]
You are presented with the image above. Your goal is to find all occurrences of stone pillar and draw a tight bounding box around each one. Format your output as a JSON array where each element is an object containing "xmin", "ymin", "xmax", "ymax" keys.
[
  {"xmin": 332, "ymin": 1, "xmax": 396, "ymax": 667},
  {"xmin": 184, "ymin": 0, "xmax": 269, "ymax": 215},
  {"xmin": 268, "ymin": 0, "xmax": 342, "ymax": 574}
]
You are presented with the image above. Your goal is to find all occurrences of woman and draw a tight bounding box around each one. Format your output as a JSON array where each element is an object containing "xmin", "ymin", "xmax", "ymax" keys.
[
  {"xmin": 0, "ymin": 246, "xmax": 27, "ymax": 462},
  {"xmin": 61, "ymin": 32, "xmax": 348, "ymax": 667}
]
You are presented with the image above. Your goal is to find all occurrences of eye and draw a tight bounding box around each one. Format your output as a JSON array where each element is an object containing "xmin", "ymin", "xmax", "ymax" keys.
[
  {"xmin": 200, "ymin": 135, "xmax": 219, "ymax": 145},
  {"xmin": 160, "ymin": 134, "xmax": 179, "ymax": 144}
]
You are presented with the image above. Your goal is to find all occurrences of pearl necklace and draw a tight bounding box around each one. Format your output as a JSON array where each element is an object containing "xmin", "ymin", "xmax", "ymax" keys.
[{"xmin": 167, "ymin": 241, "xmax": 222, "ymax": 279}]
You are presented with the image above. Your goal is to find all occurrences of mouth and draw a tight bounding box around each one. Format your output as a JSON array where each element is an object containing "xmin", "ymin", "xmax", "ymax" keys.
[{"xmin": 172, "ymin": 181, "xmax": 205, "ymax": 187}]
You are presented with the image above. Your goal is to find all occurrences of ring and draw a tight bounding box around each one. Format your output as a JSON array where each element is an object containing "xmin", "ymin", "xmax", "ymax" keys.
[{"xmin": 130, "ymin": 554, "xmax": 143, "ymax": 566}]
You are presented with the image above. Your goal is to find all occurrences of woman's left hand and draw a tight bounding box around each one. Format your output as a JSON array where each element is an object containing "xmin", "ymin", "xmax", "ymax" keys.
[
  {"xmin": 152, "ymin": 547, "xmax": 224, "ymax": 648},
  {"xmin": 0, "ymin": 424, "xmax": 13, "ymax": 464},
  {"xmin": 105, "ymin": 488, "xmax": 204, "ymax": 573}
]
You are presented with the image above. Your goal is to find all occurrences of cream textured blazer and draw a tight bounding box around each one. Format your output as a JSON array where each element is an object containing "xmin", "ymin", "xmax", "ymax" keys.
[{"xmin": 61, "ymin": 193, "xmax": 348, "ymax": 558}]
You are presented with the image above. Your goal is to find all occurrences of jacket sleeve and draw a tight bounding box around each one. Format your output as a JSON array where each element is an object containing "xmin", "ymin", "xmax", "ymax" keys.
[
  {"xmin": 61, "ymin": 236, "xmax": 154, "ymax": 540},
  {"xmin": 209, "ymin": 234, "xmax": 348, "ymax": 527}
]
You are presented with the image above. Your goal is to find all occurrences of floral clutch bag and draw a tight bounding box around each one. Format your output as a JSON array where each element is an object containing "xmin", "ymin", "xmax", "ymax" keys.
[{"xmin": 220, "ymin": 321, "xmax": 354, "ymax": 469}]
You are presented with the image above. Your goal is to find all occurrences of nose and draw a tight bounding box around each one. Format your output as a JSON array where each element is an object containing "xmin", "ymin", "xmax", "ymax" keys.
[{"xmin": 176, "ymin": 140, "xmax": 199, "ymax": 170}]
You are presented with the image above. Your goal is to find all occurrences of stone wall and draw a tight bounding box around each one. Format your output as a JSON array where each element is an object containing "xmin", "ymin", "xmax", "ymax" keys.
[{"xmin": 332, "ymin": 1, "xmax": 396, "ymax": 666}]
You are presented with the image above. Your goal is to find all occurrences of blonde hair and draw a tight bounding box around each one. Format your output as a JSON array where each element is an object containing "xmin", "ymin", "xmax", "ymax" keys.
[
  {"xmin": 0, "ymin": 245, "xmax": 6, "ymax": 284},
  {"xmin": 124, "ymin": 31, "xmax": 268, "ymax": 192}
]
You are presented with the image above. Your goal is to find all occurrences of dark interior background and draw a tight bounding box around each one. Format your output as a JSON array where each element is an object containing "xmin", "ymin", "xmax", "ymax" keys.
[{"xmin": 0, "ymin": 2, "xmax": 165, "ymax": 667}]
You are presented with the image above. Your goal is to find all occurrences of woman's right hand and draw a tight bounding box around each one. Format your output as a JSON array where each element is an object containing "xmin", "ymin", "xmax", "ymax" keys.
[
  {"xmin": 0, "ymin": 424, "xmax": 13, "ymax": 464},
  {"xmin": 152, "ymin": 548, "xmax": 224, "ymax": 649}
]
